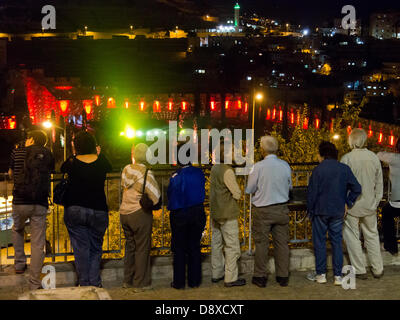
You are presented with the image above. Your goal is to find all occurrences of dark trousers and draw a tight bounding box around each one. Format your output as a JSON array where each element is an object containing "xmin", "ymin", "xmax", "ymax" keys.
[
  {"xmin": 252, "ymin": 204, "xmax": 290, "ymax": 278},
  {"xmin": 312, "ymin": 215, "xmax": 343, "ymax": 276},
  {"xmin": 64, "ymin": 206, "xmax": 109, "ymax": 287},
  {"xmin": 382, "ymin": 203, "xmax": 400, "ymax": 254},
  {"xmin": 120, "ymin": 209, "xmax": 153, "ymax": 288},
  {"xmin": 170, "ymin": 204, "xmax": 206, "ymax": 288}
]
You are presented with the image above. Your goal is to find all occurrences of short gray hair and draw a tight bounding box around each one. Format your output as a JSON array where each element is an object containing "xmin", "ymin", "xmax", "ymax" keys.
[
  {"xmin": 133, "ymin": 143, "xmax": 149, "ymax": 163},
  {"xmin": 260, "ymin": 135, "xmax": 279, "ymax": 154},
  {"xmin": 348, "ymin": 128, "xmax": 367, "ymax": 149}
]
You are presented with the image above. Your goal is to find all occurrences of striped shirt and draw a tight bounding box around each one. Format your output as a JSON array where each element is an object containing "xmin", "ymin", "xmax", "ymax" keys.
[
  {"xmin": 9, "ymin": 147, "xmax": 28, "ymax": 205},
  {"xmin": 120, "ymin": 163, "xmax": 161, "ymax": 215}
]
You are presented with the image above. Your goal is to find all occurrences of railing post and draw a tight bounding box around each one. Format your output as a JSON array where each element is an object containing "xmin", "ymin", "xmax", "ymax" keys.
[{"xmin": 248, "ymin": 194, "xmax": 253, "ymax": 255}]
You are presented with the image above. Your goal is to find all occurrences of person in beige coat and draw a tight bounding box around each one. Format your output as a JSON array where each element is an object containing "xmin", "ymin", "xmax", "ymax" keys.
[{"xmin": 340, "ymin": 128, "xmax": 384, "ymax": 279}]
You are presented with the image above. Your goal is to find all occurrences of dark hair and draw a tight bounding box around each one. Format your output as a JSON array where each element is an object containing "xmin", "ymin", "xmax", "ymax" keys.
[
  {"xmin": 73, "ymin": 131, "xmax": 97, "ymax": 155},
  {"xmin": 319, "ymin": 141, "xmax": 338, "ymax": 160},
  {"xmin": 396, "ymin": 139, "xmax": 400, "ymax": 153},
  {"xmin": 27, "ymin": 130, "xmax": 48, "ymax": 147}
]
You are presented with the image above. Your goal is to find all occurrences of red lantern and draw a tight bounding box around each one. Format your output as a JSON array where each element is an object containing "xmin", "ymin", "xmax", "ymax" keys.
[
  {"xmin": 378, "ymin": 131, "xmax": 383, "ymax": 144},
  {"xmin": 244, "ymin": 102, "xmax": 248, "ymax": 113},
  {"xmin": 266, "ymin": 109, "xmax": 271, "ymax": 120},
  {"xmin": 181, "ymin": 101, "xmax": 187, "ymax": 111},
  {"xmin": 168, "ymin": 100, "xmax": 173, "ymax": 111},
  {"xmin": 210, "ymin": 101, "xmax": 215, "ymax": 111},
  {"xmin": 303, "ymin": 117, "xmax": 309, "ymax": 130},
  {"xmin": 83, "ymin": 100, "xmax": 93, "ymax": 119},
  {"xmin": 8, "ymin": 116, "xmax": 16, "ymax": 129},
  {"xmin": 94, "ymin": 95, "xmax": 101, "ymax": 106},
  {"xmin": 225, "ymin": 100, "xmax": 230, "ymax": 110},
  {"xmin": 153, "ymin": 100, "xmax": 161, "ymax": 112},
  {"xmin": 140, "ymin": 100, "xmax": 145, "ymax": 111},
  {"xmin": 59, "ymin": 100, "xmax": 70, "ymax": 116},
  {"xmin": 315, "ymin": 118, "xmax": 320, "ymax": 129},
  {"xmin": 124, "ymin": 99, "xmax": 130, "ymax": 109},
  {"xmin": 237, "ymin": 100, "xmax": 242, "ymax": 110},
  {"xmin": 107, "ymin": 97, "xmax": 116, "ymax": 108},
  {"xmin": 279, "ymin": 109, "xmax": 283, "ymax": 122},
  {"xmin": 368, "ymin": 125, "xmax": 373, "ymax": 138}
]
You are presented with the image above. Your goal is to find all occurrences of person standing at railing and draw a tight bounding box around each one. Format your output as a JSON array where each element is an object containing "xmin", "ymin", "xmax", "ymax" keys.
[
  {"xmin": 306, "ymin": 142, "xmax": 361, "ymax": 286},
  {"xmin": 341, "ymin": 128, "xmax": 384, "ymax": 280},
  {"xmin": 167, "ymin": 143, "xmax": 206, "ymax": 289},
  {"xmin": 377, "ymin": 139, "xmax": 400, "ymax": 256},
  {"xmin": 210, "ymin": 141, "xmax": 246, "ymax": 287},
  {"xmin": 245, "ymin": 135, "xmax": 292, "ymax": 287},
  {"xmin": 8, "ymin": 130, "xmax": 54, "ymax": 290},
  {"xmin": 119, "ymin": 143, "xmax": 160, "ymax": 292},
  {"xmin": 61, "ymin": 131, "xmax": 112, "ymax": 287}
]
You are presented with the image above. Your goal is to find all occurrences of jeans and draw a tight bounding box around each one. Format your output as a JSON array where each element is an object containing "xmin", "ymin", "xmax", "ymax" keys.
[
  {"xmin": 64, "ymin": 206, "xmax": 109, "ymax": 287},
  {"xmin": 12, "ymin": 204, "xmax": 47, "ymax": 290},
  {"xmin": 382, "ymin": 202, "xmax": 400, "ymax": 254},
  {"xmin": 312, "ymin": 215, "xmax": 343, "ymax": 276},
  {"xmin": 170, "ymin": 204, "xmax": 206, "ymax": 288}
]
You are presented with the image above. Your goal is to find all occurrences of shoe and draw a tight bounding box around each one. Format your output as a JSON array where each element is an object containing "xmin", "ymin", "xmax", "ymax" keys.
[
  {"xmin": 133, "ymin": 286, "xmax": 153, "ymax": 293},
  {"xmin": 15, "ymin": 264, "xmax": 27, "ymax": 274},
  {"xmin": 306, "ymin": 272, "xmax": 327, "ymax": 284},
  {"xmin": 276, "ymin": 276, "xmax": 289, "ymax": 287},
  {"xmin": 170, "ymin": 282, "xmax": 184, "ymax": 290},
  {"xmin": 122, "ymin": 283, "xmax": 133, "ymax": 289},
  {"xmin": 356, "ymin": 273, "xmax": 368, "ymax": 280},
  {"xmin": 372, "ymin": 271, "xmax": 384, "ymax": 279},
  {"xmin": 211, "ymin": 276, "xmax": 224, "ymax": 283},
  {"xmin": 252, "ymin": 276, "xmax": 267, "ymax": 288},
  {"xmin": 224, "ymin": 278, "xmax": 246, "ymax": 287},
  {"xmin": 334, "ymin": 276, "xmax": 342, "ymax": 286}
]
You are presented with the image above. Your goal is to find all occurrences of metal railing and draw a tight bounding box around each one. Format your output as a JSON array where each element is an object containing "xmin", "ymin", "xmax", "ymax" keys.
[{"xmin": 0, "ymin": 165, "xmax": 391, "ymax": 261}]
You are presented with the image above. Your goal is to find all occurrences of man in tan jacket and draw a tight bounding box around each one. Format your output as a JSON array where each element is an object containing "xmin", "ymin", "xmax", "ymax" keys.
[
  {"xmin": 210, "ymin": 142, "xmax": 246, "ymax": 287},
  {"xmin": 341, "ymin": 128, "xmax": 384, "ymax": 279}
]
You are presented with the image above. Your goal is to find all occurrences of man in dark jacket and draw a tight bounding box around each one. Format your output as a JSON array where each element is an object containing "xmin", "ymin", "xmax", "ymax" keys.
[
  {"xmin": 167, "ymin": 144, "xmax": 206, "ymax": 289},
  {"xmin": 9, "ymin": 130, "xmax": 54, "ymax": 290},
  {"xmin": 306, "ymin": 141, "xmax": 361, "ymax": 286}
]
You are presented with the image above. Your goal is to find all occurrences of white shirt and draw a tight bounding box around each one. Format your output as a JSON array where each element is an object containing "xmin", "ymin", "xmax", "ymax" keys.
[
  {"xmin": 245, "ymin": 154, "xmax": 292, "ymax": 207},
  {"xmin": 377, "ymin": 151, "xmax": 400, "ymax": 208},
  {"xmin": 341, "ymin": 148, "xmax": 383, "ymax": 217}
]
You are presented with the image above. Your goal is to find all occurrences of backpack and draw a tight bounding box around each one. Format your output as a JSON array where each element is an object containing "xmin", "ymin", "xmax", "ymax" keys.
[{"xmin": 14, "ymin": 146, "xmax": 52, "ymax": 203}]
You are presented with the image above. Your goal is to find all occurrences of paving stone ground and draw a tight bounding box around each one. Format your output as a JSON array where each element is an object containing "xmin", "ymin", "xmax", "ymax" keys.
[{"xmin": 2, "ymin": 265, "xmax": 400, "ymax": 300}]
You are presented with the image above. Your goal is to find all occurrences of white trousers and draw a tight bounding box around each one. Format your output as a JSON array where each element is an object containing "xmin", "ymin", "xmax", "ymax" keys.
[
  {"xmin": 211, "ymin": 218, "xmax": 241, "ymax": 283},
  {"xmin": 343, "ymin": 213, "xmax": 384, "ymax": 275}
]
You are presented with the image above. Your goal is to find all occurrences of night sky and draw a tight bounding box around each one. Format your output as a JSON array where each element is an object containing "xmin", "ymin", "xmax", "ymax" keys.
[{"xmin": 217, "ymin": 0, "xmax": 400, "ymax": 26}]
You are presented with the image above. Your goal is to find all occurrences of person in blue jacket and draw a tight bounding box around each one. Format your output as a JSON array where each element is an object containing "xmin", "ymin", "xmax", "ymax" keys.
[
  {"xmin": 167, "ymin": 144, "xmax": 206, "ymax": 289},
  {"xmin": 306, "ymin": 141, "xmax": 361, "ymax": 286}
]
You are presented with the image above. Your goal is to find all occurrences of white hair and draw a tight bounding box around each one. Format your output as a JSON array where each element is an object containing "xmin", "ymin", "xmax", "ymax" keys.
[
  {"xmin": 348, "ymin": 128, "xmax": 367, "ymax": 149},
  {"xmin": 260, "ymin": 135, "xmax": 279, "ymax": 154}
]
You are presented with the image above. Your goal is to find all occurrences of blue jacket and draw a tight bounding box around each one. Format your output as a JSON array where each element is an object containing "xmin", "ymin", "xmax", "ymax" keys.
[
  {"xmin": 167, "ymin": 165, "xmax": 205, "ymax": 211},
  {"xmin": 307, "ymin": 159, "xmax": 362, "ymax": 218}
]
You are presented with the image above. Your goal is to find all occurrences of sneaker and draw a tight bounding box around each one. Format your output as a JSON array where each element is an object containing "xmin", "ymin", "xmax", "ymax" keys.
[
  {"xmin": 334, "ymin": 276, "xmax": 342, "ymax": 286},
  {"xmin": 251, "ymin": 276, "xmax": 267, "ymax": 288},
  {"xmin": 224, "ymin": 278, "xmax": 246, "ymax": 287},
  {"xmin": 306, "ymin": 272, "xmax": 327, "ymax": 284}
]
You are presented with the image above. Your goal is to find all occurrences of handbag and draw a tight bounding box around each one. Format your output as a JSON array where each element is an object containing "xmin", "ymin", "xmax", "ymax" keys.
[
  {"xmin": 139, "ymin": 168, "xmax": 161, "ymax": 212},
  {"xmin": 53, "ymin": 173, "xmax": 69, "ymax": 206}
]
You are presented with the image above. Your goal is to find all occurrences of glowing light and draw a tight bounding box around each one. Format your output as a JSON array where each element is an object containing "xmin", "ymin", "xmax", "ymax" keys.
[
  {"xmin": 378, "ymin": 132, "xmax": 383, "ymax": 144},
  {"xmin": 210, "ymin": 101, "xmax": 215, "ymax": 111},
  {"xmin": 153, "ymin": 100, "xmax": 161, "ymax": 112},
  {"xmin": 368, "ymin": 126, "xmax": 373, "ymax": 137},
  {"xmin": 94, "ymin": 95, "xmax": 101, "ymax": 106},
  {"xmin": 225, "ymin": 100, "xmax": 230, "ymax": 110},
  {"xmin": 83, "ymin": 100, "xmax": 93, "ymax": 117},
  {"xmin": 107, "ymin": 97, "xmax": 116, "ymax": 108},
  {"xmin": 136, "ymin": 130, "xmax": 143, "ymax": 137},
  {"xmin": 140, "ymin": 100, "xmax": 145, "ymax": 111},
  {"xmin": 347, "ymin": 126, "xmax": 352, "ymax": 135},
  {"xmin": 255, "ymin": 93, "xmax": 263, "ymax": 100},
  {"xmin": 8, "ymin": 117, "xmax": 16, "ymax": 129},
  {"xmin": 290, "ymin": 112, "xmax": 295, "ymax": 124},
  {"xmin": 272, "ymin": 108, "xmax": 276, "ymax": 120},
  {"xmin": 315, "ymin": 118, "xmax": 320, "ymax": 129},
  {"xmin": 303, "ymin": 117, "xmax": 309, "ymax": 130},
  {"xmin": 168, "ymin": 101, "xmax": 173, "ymax": 111},
  {"xmin": 333, "ymin": 134, "xmax": 340, "ymax": 140},
  {"xmin": 266, "ymin": 109, "xmax": 271, "ymax": 120},
  {"xmin": 237, "ymin": 100, "xmax": 242, "ymax": 110},
  {"xmin": 279, "ymin": 109, "xmax": 283, "ymax": 122},
  {"xmin": 59, "ymin": 100, "xmax": 70, "ymax": 116},
  {"xmin": 54, "ymin": 86, "xmax": 73, "ymax": 91},
  {"xmin": 124, "ymin": 99, "xmax": 130, "ymax": 109},
  {"xmin": 389, "ymin": 133, "xmax": 395, "ymax": 146},
  {"xmin": 42, "ymin": 121, "xmax": 53, "ymax": 129},
  {"xmin": 126, "ymin": 127, "xmax": 135, "ymax": 139},
  {"xmin": 181, "ymin": 101, "xmax": 187, "ymax": 111},
  {"xmin": 120, "ymin": 132, "xmax": 125, "ymax": 136},
  {"xmin": 244, "ymin": 102, "xmax": 248, "ymax": 113}
]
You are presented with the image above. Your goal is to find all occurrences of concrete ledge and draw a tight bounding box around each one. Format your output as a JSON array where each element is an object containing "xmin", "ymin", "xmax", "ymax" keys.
[{"xmin": 1, "ymin": 247, "xmax": 400, "ymax": 288}]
